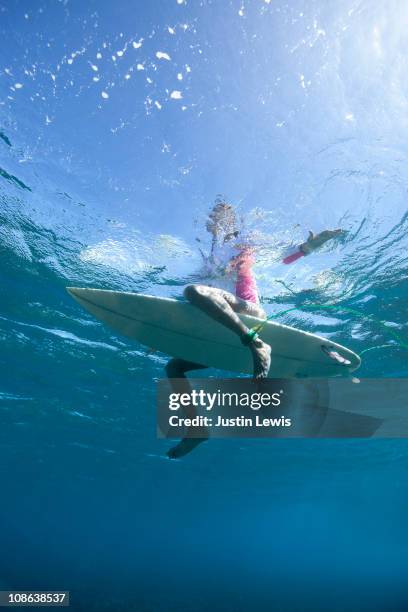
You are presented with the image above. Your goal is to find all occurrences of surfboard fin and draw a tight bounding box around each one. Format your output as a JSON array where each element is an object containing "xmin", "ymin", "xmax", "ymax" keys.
[{"xmin": 321, "ymin": 345, "xmax": 351, "ymax": 366}]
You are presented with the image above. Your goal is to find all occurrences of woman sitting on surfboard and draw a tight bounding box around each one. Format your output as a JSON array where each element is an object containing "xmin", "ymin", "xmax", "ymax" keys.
[
  {"xmin": 165, "ymin": 200, "xmax": 342, "ymax": 458},
  {"xmin": 167, "ymin": 200, "xmax": 342, "ymax": 381}
]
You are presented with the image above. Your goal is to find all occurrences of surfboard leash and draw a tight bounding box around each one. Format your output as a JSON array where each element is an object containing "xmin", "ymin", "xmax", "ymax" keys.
[{"xmin": 249, "ymin": 302, "xmax": 408, "ymax": 356}]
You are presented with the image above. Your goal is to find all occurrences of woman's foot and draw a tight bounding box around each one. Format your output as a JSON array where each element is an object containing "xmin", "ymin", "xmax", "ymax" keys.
[
  {"xmin": 167, "ymin": 436, "xmax": 208, "ymax": 459},
  {"xmin": 249, "ymin": 338, "xmax": 271, "ymax": 379}
]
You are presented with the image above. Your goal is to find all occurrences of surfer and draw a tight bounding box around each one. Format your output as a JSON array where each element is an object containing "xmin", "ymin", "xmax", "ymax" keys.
[{"xmin": 165, "ymin": 199, "xmax": 343, "ymax": 458}]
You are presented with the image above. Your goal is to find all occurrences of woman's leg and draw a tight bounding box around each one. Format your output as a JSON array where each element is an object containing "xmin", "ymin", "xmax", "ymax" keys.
[
  {"xmin": 183, "ymin": 284, "xmax": 271, "ymax": 379},
  {"xmin": 164, "ymin": 358, "xmax": 208, "ymax": 459}
]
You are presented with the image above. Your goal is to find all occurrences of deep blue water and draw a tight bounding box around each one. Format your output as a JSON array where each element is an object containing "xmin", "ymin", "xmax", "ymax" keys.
[{"xmin": 1, "ymin": 0, "xmax": 408, "ymax": 610}]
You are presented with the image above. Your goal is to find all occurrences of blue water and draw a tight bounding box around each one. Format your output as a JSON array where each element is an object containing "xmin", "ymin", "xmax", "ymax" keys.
[{"xmin": 1, "ymin": 1, "xmax": 408, "ymax": 610}]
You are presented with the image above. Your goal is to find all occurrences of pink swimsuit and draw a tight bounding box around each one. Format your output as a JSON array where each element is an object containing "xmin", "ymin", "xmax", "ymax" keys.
[
  {"xmin": 233, "ymin": 249, "xmax": 259, "ymax": 304},
  {"xmin": 235, "ymin": 268, "xmax": 259, "ymax": 303}
]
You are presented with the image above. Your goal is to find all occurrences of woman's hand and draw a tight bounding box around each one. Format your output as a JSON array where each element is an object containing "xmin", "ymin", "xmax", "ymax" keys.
[{"xmin": 300, "ymin": 229, "xmax": 343, "ymax": 255}]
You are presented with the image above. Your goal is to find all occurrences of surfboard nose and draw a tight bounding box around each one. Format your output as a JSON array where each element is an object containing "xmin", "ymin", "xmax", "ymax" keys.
[
  {"xmin": 66, "ymin": 287, "xmax": 91, "ymax": 305},
  {"xmin": 67, "ymin": 287, "xmax": 88, "ymax": 299}
]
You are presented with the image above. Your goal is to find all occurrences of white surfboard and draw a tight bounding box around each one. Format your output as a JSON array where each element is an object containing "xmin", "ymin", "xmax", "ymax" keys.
[{"xmin": 67, "ymin": 288, "xmax": 361, "ymax": 377}]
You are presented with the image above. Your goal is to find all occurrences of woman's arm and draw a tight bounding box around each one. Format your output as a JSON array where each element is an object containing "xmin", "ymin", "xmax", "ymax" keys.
[{"xmin": 283, "ymin": 229, "xmax": 343, "ymax": 264}]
